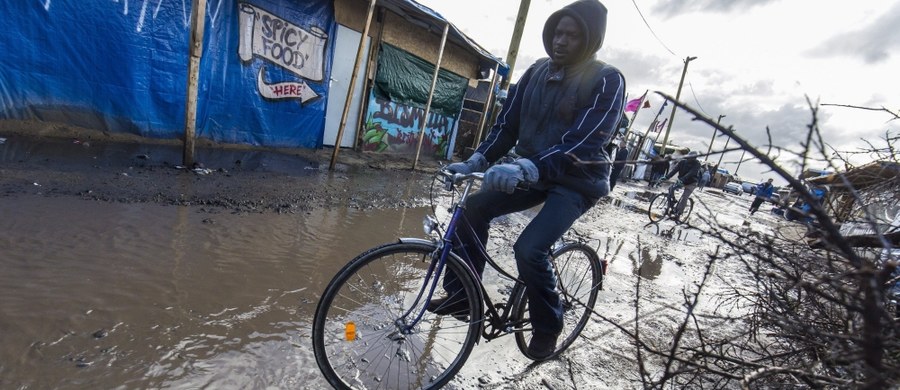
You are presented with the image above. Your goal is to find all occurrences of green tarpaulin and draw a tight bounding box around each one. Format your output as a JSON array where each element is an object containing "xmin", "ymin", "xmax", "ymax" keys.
[{"xmin": 373, "ymin": 43, "xmax": 467, "ymax": 118}]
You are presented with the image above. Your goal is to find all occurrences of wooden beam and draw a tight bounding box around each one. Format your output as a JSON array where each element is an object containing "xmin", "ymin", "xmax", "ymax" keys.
[{"xmin": 182, "ymin": 0, "xmax": 207, "ymax": 167}]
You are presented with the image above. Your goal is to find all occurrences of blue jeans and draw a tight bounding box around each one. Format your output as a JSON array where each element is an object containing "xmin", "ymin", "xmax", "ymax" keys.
[{"xmin": 445, "ymin": 185, "xmax": 596, "ymax": 335}]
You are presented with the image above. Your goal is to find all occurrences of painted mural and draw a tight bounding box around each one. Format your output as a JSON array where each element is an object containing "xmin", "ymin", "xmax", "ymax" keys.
[{"xmin": 363, "ymin": 91, "xmax": 456, "ymax": 158}]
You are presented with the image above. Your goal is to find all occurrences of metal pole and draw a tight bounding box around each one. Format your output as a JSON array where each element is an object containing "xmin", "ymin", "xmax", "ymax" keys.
[
  {"xmin": 659, "ymin": 56, "xmax": 696, "ymax": 155},
  {"xmin": 621, "ymin": 89, "xmax": 648, "ymax": 140},
  {"xmin": 412, "ymin": 22, "xmax": 449, "ymax": 170},
  {"xmin": 500, "ymin": 0, "xmax": 530, "ymax": 91},
  {"xmin": 705, "ymin": 114, "xmax": 725, "ymax": 159},
  {"xmin": 628, "ymin": 100, "xmax": 666, "ymax": 163},
  {"xmin": 329, "ymin": 0, "xmax": 377, "ymax": 170},
  {"xmin": 182, "ymin": 0, "xmax": 207, "ymax": 167}
]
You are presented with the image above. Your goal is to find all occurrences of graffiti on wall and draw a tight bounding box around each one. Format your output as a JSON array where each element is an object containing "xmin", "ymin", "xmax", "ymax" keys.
[
  {"xmin": 363, "ymin": 91, "xmax": 455, "ymax": 158},
  {"xmin": 238, "ymin": 2, "xmax": 327, "ymax": 105}
]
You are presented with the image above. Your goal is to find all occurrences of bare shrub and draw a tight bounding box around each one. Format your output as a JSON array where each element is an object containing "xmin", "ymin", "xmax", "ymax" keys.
[{"xmin": 618, "ymin": 95, "xmax": 900, "ymax": 389}]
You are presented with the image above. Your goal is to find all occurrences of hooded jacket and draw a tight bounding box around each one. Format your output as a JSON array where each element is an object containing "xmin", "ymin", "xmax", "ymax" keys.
[
  {"xmin": 665, "ymin": 157, "xmax": 702, "ymax": 185},
  {"xmin": 475, "ymin": 0, "xmax": 625, "ymax": 200}
]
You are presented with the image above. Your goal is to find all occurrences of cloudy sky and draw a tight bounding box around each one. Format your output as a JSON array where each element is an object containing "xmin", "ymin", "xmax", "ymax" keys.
[{"xmin": 418, "ymin": 0, "xmax": 900, "ymax": 184}]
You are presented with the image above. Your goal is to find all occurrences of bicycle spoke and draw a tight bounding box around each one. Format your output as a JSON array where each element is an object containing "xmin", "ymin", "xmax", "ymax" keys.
[
  {"xmin": 313, "ymin": 243, "xmax": 481, "ymax": 389},
  {"xmin": 514, "ymin": 242, "xmax": 600, "ymax": 359}
]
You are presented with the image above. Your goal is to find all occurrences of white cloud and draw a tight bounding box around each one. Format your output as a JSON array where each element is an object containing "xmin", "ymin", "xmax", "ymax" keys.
[
  {"xmin": 809, "ymin": 1, "xmax": 900, "ymax": 63},
  {"xmin": 418, "ymin": 0, "xmax": 900, "ymax": 183}
]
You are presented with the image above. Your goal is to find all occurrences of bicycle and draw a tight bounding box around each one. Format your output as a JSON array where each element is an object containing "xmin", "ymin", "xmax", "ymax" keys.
[
  {"xmin": 312, "ymin": 170, "xmax": 605, "ymax": 389},
  {"xmin": 647, "ymin": 180, "xmax": 694, "ymax": 223}
]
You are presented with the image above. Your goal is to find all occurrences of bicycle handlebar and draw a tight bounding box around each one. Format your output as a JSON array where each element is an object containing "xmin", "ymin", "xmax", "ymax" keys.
[
  {"xmin": 439, "ymin": 169, "xmax": 531, "ymax": 192},
  {"xmin": 439, "ymin": 169, "xmax": 484, "ymax": 186}
]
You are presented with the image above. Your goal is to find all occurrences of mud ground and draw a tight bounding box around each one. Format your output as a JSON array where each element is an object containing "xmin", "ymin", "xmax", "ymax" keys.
[
  {"xmin": 1, "ymin": 122, "xmax": 779, "ymax": 389},
  {"xmin": 0, "ymin": 122, "xmax": 442, "ymax": 213}
]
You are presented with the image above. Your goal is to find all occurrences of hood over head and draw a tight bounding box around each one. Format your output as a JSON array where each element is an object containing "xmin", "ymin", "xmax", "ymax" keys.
[{"xmin": 542, "ymin": 0, "xmax": 607, "ymax": 63}]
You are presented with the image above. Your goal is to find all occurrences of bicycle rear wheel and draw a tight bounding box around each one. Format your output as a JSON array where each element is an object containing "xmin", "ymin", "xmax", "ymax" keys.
[
  {"xmin": 312, "ymin": 241, "xmax": 483, "ymax": 390},
  {"xmin": 513, "ymin": 242, "xmax": 602, "ymax": 360},
  {"xmin": 679, "ymin": 198, "xmax": 695, "ymax": 223},
  {"xmin": 648, "ymin": 193, "xmax": 670, "ymax": 222}
]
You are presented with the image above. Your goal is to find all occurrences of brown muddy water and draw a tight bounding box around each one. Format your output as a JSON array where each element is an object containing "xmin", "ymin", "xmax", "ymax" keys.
[
  {"xmin": 0, "ymin": 183, "xmax": 736, "ymax": 389},
  {"xmin": 0, "ymin": 195, "xmax": 430, "ymax": 389}
]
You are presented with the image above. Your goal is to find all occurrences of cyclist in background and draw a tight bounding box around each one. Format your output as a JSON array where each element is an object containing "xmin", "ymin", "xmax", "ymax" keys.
[
  {"xmin": 661, "ymin": 151, "xmax": 701, "ymax": 221},
  {"xmin": 433, "ymin": 0, "xmax": 625, "ymax": 360}
]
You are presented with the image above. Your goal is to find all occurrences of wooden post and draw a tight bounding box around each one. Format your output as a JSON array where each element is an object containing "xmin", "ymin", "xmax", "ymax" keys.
[
  {"xmin": 705, "ymin": 114, "xmax": 726, "ymax": 159},
  {"xmin": 182, "ymin": 0, "xmax": 207, "ymax": 167},
  {"xmin": 412, "ymin": 22, "xmax": 449, "ymax": 170},
  {"xmin": 627, "ymin": 100, "xmax": 666, "ymax": 163},
  {"xmin": 329, "ymin": 0, "xmax": 377, "ymax": 170},
  {"xmin": 501, "ymin": 0, "xmax": 530, "ymax": 92},
  {"xmin": 621, "ymin": 89, "xmax": 647, "ymax": 141},
  {"xmin": 659, "ymin": 56, "xmax": 696, "ymax": 156}
]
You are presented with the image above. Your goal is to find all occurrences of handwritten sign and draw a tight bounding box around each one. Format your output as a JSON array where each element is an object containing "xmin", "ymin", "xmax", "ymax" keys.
[{"xmin": 238, "ymin": 3, "xmax": 327, "ymax": 82}]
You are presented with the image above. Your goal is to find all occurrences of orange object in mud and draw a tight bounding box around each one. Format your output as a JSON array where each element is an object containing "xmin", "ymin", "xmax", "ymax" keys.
[{"xmin": 345, "ymin": 321, "xmax": 356, "ymax": 341}]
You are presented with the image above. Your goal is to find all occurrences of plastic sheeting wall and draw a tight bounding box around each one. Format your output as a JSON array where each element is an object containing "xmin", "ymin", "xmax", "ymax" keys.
[{"xmin": 0, "ymin": 0, "xmax": 335, "ymax": 149}]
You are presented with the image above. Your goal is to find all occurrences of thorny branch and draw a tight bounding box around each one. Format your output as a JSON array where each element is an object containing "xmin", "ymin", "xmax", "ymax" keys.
[{"xmin": 607, "ymin": 94, "xmax": 900, "ymax": 389}]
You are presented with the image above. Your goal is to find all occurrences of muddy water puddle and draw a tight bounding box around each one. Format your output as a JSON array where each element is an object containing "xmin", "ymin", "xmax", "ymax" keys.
[
  {"xmin": 1, "ymin": 189, "xmax": 713, "ymax": 389},
  {"xmin": 0, "ymin": 196, "xmax": 429, "ymax": 389}
]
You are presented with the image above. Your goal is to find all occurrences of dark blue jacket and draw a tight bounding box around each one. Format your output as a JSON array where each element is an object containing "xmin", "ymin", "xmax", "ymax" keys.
[
  {"xmin": 664, "ymin": 157, "xmax": 702, "ymax": 185},
  {"xmin": 475, "ymin": 60, "xmax": 625, "ymax": 200},
  {"xmin": 475, "ymin": 0, "xmax": 624, "ymax": 200},
  {"xmin": 756, "ymin": 182, "xmax": 775, "ymax": 198}
]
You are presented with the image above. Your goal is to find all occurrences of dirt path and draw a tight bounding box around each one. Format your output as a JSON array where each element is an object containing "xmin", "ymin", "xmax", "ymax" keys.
[
  {"xmin": 0, "ymin": 126, "xmax": 443, "ymax": 213},
  {"xmin": 1, "ymin": 124, "xmax": 779, "ymax": 389}
]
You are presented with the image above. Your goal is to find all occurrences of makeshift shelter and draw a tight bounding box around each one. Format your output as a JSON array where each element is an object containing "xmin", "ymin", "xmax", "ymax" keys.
[
  {"xmin": 806, "ymin": 161, "xmax": 900, "ymax": 226},
  {"xmin": 314, "ymin": 0, "xmax": 509, "ymax": 162},
  {"xmin": 0, "ymin": 0, "xmax": 507, "ymax": 163}
]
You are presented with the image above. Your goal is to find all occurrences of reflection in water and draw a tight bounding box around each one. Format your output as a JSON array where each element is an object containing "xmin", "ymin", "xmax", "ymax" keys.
[
  {"xmin": 0, "ymin": 196, "xmax": 429, "ymax": 389},
  {"xmin": 631, "ymin": 246, "xmax": 663, "ymax": 280},
  {"xmin": 622, "ymin": 190, "xmax": 656, "ymax": 203},
  {"xmin": 642, "ymin": 222, "xmax": 701, "ymax": 244}
]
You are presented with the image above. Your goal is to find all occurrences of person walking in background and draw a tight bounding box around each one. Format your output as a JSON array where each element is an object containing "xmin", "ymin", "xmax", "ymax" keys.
[
  {"xmin": 435, "ymin": 0, "xmax": 625, "ymax": 361},
  {"xmin": 698, "ymin": 166, "xmax": 710, "ymax": 191},
  {"xmin": 750, "ymin": 178, "xmax": 775, "ymax": 215},
  {"xmin": 608, "ymin": 139, "xmax": 629, "ymax": 191}
]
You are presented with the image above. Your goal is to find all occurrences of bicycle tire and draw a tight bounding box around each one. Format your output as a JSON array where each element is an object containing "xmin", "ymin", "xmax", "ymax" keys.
[
  {"xmin": 513, "ymin": 242, "xmax": 602, "ymax": 360},
  {"xmin": 680, "ymin": 198, "xmax": 695, "ymax": 222},
  {"xmin": 648, "ymin": 193, "xmax": 670, "ymax": 223},
  {"xmin": 312, "ymin": 241, "xmax": 483, "ymax": 390}
]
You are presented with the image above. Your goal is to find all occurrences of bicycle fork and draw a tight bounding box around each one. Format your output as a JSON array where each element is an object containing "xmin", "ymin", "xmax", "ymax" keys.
[{"xmin": 395, "ymin": 187, "xmax": 474, "ymax": 334}]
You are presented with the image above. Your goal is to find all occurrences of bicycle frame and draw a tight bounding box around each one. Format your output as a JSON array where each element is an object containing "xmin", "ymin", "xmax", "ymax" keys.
[
  {"xmin": 397, "ymin": 172, "xmax": 531, "ymax": 340},
  {"xmin": 665, "ymin": 182, "xmax": 685, "ymax": 214}
]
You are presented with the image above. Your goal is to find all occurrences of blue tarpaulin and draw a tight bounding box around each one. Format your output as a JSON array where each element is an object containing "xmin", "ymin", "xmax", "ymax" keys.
[{"xmin": 0, "ymin": 0, "xmax": 335, "ymax": 148}]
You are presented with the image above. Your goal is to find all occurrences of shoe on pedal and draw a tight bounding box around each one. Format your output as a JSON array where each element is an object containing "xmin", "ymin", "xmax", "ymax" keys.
[
  {"xmin": 426, "ymin": 296, "xmax": 469, "ymax": 316},
  {"xmin": 526, "ymin": 331, "xmax": 559, "ymax": 361}
]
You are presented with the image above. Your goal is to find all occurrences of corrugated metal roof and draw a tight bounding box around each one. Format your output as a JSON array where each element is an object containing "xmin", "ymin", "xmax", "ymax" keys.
[
  {"xmin": 806, "ymin": 161, "xmax": 900, "ymax": 189},
  {"xmin": 376, "ymin": 0, "xmax": 510, "ymax": 77}
]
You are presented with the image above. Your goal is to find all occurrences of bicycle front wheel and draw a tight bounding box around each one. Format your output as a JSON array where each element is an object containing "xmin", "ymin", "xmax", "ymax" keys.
[
  {"xmin": 514, "ymin": 242, "xmax": 602, "ymax": 359},
  {"xmin": 648, "ymin": 193, "xmax": 670, "ymax": 222},
  {"xmin": 312, "ymin": 242, "xmax": 483, "ymax": 390}
]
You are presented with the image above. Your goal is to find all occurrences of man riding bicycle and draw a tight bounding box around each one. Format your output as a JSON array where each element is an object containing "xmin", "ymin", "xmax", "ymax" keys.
[
  {"xmin": 431, "ymin": 0, "xmax": 625, "ymax": 361},
  {"xmin": 661, "ymin": 151, "xmax": 701, "ymax": 221}
]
